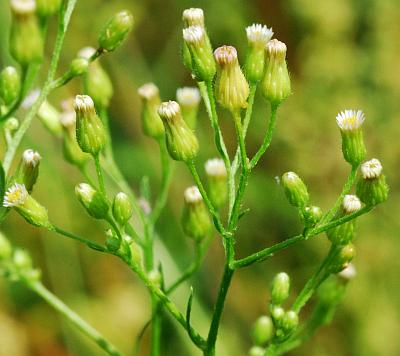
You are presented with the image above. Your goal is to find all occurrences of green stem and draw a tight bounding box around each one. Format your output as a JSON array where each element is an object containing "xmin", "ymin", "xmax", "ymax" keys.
[
  {"xmin": 151, "ymin": 297, "xmax": 161, "ymax": 356},
  {"xmin": 3, "ymin": 0, "xmax": 77, "ymax": 175},
  {"xmin": 26, "ymin": 280, "xmax": 121, "ymax": 356},
  {"xmin": 232, "ymin": 110, "xmax": 248, "ymax": 171},
  {"xmin": 232, "ymin": 206, "xmax": 373, "ymax": 269},
  {"xmin": 250, "ymin": 104, "xmax": 279, "ymax": 169},
  {"xmin": 94, "ymin": 154, "xmax": 106, "ymax": 196}
]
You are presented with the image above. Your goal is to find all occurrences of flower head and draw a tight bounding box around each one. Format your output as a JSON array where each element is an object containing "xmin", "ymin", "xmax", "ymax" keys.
[
  {"xmin": 184, "ymin": 186, "xmax": 202, "ymax": 204},
  {"xmin": 11, "ymin": 0, "xmax": 36, "ymax": 15},
  {"xmin": 74, "ymin": 95, "xmax": 95, "ymax": 114},
  {"xmin": 205, "ymin": 158, "xmax": 227, "ymax": 177},
  {"xmin": 3, "ymin": 183, "xmax": 28, "ymax": 207},
  {"xmin": 182, "ymin": 8, "xmax": 204, "ymax": 27},
  {"xmin": 360, "ymin": 158, "xmax": 382, "ymax": 179},
  {"xmin": 183, "ymin": 26, "xmax": 204, "ymax": 44},
  {"xmin": 336, "ymin": 110, "xmax": 365, "ymax": 131},
  {"xmin": 22, "ymin": 149, "xmax": 41, "ymax": 167},
  {"xmin": 246, "ymin": 24, "xmax": 273, "ymax": 45},
  {"xmin": 176, "ymin": 87, "xmax": 201, "ymax": 107},
  {"xmin": 214, "ymin": 45, "xmax": 238, "ymax": 66},
  {"xmin": 138, "ymin": 83, "xmax": 159, "ymax": 101},
  {"xmin": 342, "ymin": 195, "xmax": 362, "ymax": 214},
  {"xmin": 158, "ymin": 100, "xmax": 181, "ymax": 121}
]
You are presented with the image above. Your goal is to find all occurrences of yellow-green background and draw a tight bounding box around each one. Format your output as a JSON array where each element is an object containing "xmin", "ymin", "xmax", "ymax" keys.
[{"xmin": 0, "ymin": 0, "xmax": 399, "ymax": 355}]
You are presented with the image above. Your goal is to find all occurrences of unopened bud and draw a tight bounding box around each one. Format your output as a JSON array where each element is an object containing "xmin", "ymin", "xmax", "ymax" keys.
[
  {"xmin": 205, "ymin": 158, "xmax": 228, "ymax": 209},
  {"xmin": 245, "ymin": 24, "xmax": 273, "ymax": 83},
  {"xmin": 3, "ymin": 183, "xmax": 50, "ymax": 228},
  {"xmin": 158, "ymin": 101, "xmax": 199, "ymax": 162},
  {"xmin": 336, "ymin": 110, "xmax": 366, "ymax": 166},
  {"xmin": 0, "ymin": 66, "xmax": 21, "ymax": 105},
  {"xmin": 36, "ymin": 0, "xmax": 62, "ymax": 17},
  {"xmin": 182, "ymin": 8, "xmax": 204, "ymax": 27},
  {"xmin": 271, "ymin": 272, "xmax": 290, "ymax": 305},
  {"xmin": 138, "ymin": 83, "xmax": 164, "ymax": 139},
  {"xmin": 10, "ymin": 0, "xmax": 44, "ymax": 66},
  {"xmin": 181, "ymin": 186, "xmax": 212, "ymax": 241},
  {"xmin": 75, "ymin": 183, "xmax": 109, "ymax": 219},
  {"xmin": 105, "ymin": 229, "xmax": 121, "ymax": 252},
  {"xmin": 281, "ymin": 172, "xmax": 309, "ymax": 208},
  {"xmin": 4, "ymin": 117, "xmax": 19, "ymax": 132},
  {"xmin": 37, "ymin": 100, "xmax": 62, "ymax": 136},
  {"xmin": 261, "ymin": 39, "xmax": 291, "ymax": 105},
  {"xmin": 112, "ymin": 192, "xmax": 133, "ymax": 226},
  {"xmin": 251, "ymin": 315, "xmax": 274, "ymax": 346},
  {"xmin": 69, "ymin": 57, "xmax": 89, "ymax": 77},
  {"xmin": 356, "ymin": 158, "xmax": 389, "ymax": 206},
  {"xmin": 176, "ymin": 87, "xmax": 201, "ymax": 129},
  {"xmin": 18, "ymin": 149, "xmax": 41, "ymax": 193},
  {"xmin": 214, "ymin": 46, "xmax": 249, "ymax": 111},
  {"xmin": 281, "ymin": 310, "xmax": 298, "ymax": 333},
  {"xmin": 74, "ymin": 95, "xmax": 107, "ymax": 155},
  {"xmin": 98, "ymin": 10, "xmax": 134, "ymax": 52},
  {"xmin": 270, "ymin": 305, "xmax": 285, "ymax": 326},
  {"xmin": 329, "ymin": 243, "xmax": 355, "ymax": 273},
  {"xmin": 302, "ymin": 205, "xmax": 323, "ymax": 228}
]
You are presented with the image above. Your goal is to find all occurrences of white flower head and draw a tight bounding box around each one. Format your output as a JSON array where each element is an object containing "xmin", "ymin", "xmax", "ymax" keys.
[
  {"xmin": 23, "ymin": 149, "xmax": 41, "ymax": 167},
  {"xmin": 214, "ymin": 45, "xmax": 238, "ymax": 66},
  {"xmin": 336, "ymin": 110, "xmax": 365, "ymax": 131},
  {"xmin": 246, "ymin": 24, "xmax": 273, "ymax": 45},
  {"xmin": 138, "ymin": 83, "xmax": 159, "ymax": 100},
  {"xmin": 158, "ymin": 101, "xmax": 181, "ymax": 120},
  {"xmin": 342, "ymin": 194, "xmax": 362, "ymax": 214},
  {"xmin": 176, "ymin": 87, "xmax": 201, "ymax": 107},
  {"xmin": 184, "ymin": 186, "xmax": 202, "ymax": 204},
  {"xmin": 183, "ymin": 26, "xmax": 204, "ymax": 44},
  {"xmin": 3, "ymin": 183, "xmax": 28, "ymax": 208},
  {"xmin": 205, "ymin": 158, "xmax": 227, "ymax": 177},
  {"xmin": 77, "ymin": 47, "xmax": 96, "ymax": 60},
  {"xmin": 361, "ymin": 158, "xmax": 382, "ymax": 179},
  {"xmin": 266, "ymin": 39, "xmax": 287, "ymax": 57},
  {"xmin": 74, "ymin": 95, "xmax": 95, "ymax": 114},
  {"xmin": 182, "ymin": 8, "xmax": 204, "ymax": 27},
  {"xmin": 338, "ymin": 263, "xmax": 357, "ymax": 280},
  {"xmin": 11, "ymin": 0, "xmax": 36, "ymax": 15}
]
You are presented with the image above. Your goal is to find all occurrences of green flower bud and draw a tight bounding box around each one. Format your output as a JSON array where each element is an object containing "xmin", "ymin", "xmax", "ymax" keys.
[
  {"xmin": 158, "ymin": 101, "xmax": 199, "ymax": 162},
  {"xmin": 10, "ymin": 0, "xmax": 44, "ymax": 66},
  {"xmin": 17, "ymin": 149, "xmax": 42, "ymax": 193},
  {"xmin": 261, "ymin": 39, "xmax": 291, "ymax": 105},
  {"xmin": 98, "ymin": 10, "xmax": 134, "ymax": 52},
  {"xmin": 329, "ymin": 243, "xmax": 355, "ymax": 273},
  {"xmin": 37, "ymin": 100, "xmax": 62, "ymax": 136},
  {"xmin": 245, "ymin": 24, "xmax": 273, "ymax": 83},
  {"xmin": 182, "ymin": 42, "xmax": 194, "ymax": 73},
  {"xmin": 270, "ymin": 305, "xmax": 285, "ymax": 326},
  {"xmin": 251, "ymin": 315, "xmax": 274, "ymax": 346},
  {"xmin": 0, "ymin": 66, "xmax": 21, "ymax": 105},
  {"xmin": 249, "ymin": 346, "xmax": 265, "ymax": 356},
  {"xmin": 74, "ymin": 95, "xmax": 107, "ymax": 155},
  {"xmin": 271, "ymin": 272, "xmax": 290, "ymax": 305},
  {"xmin": 148, "ymin": 269, "xmax": 162, "ymax": 286},
  {"xmin": 78, "ymin": 47, "xmax": 113, "ymax": 108},
  {"xmin": 181, "ymin": 186, "xmax": 212, "ymax": 241},
  {"xmin": 0, "ymin": 232, "xmax": 13, "ymax": 261},
  {"xmin": 205, "ymin": 158, "xmax": 228, "ymax": 209},
  {"xmin": 105, "ymin": 229, "xmax": 121, "ymax": 252},
  {"xmin": 176, "ymin": 87, "xmax": 201, "ymax": 129},
  {"xmin": 182, "ymin": 8, "xmax": 204, "ymax": 27},
  {"xmin": 3, "ymin": 183, "xmax": 50, "ymax": 228},
  {"xmin": 183, "ymin": 26, "xmax": 216, "ymax": 82},
  {"xmin": 75, "ymin": 183, "xmax": 109, "ymax": 219},
  {"xmin": 13, "ymin": 249, "xmax": 32, "ymax": 270},
  {"xmin": 214, "ymin": 46, "xmax": 250, "ymax": 112},
  {"xmin": 4, "ymin": 117, "xmax": 19, "ymax": 132},
  {"xmin": 302, "ymin": 205, "xmax": 323, "ymax": 228},
  {"xmin": 69, "ymin": 57, "xmax": 89, "ymax": 77},
  {"xmin": 281, "ymin": 310, "xmax": 299, "ymax": 333},
  {"xmin": 356, "ymin": 158, "xmax": 389, "ymax": 206},
  {"xmin": 327, "ymin": 195, "xmax": 361, "ymax": 245},
  {"xmin": 281, "ymin": 172, "xmax": 309, "ymax": 208},
  {"xmin": 112, "ymin": 192, "xmax": 133, "ymax": 226},
  {"xmin": 336, "ymin": 110, "xmax": 366, "ymax": 166},
  {"xmin": 137, "ymin": 83, "xmax": 164, "ymax": 139},
  {"xmin": 60, "ymin": 104, "xmax": 90, "ymax": 167},
  {"xmin": 36, "ymin": 0, "xmax": 62, "ymax": 17}
]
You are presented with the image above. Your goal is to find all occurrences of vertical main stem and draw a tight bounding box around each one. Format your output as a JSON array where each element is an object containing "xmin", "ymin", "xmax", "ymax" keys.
[{"xmin": 94, "ymin": 154, "xmax": 106, "ymax": 195}]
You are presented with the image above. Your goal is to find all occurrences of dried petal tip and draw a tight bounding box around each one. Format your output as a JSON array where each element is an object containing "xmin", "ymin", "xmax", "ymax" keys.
[
  {"xmin": 246, "ymin": 24, "xmax": 273, "ymax": 44},
  {"xmin": 183, "ymin": 26, "xmax": 204, "ymax": 43},
  {"xmin": 74, "ymin": 95, "xmax": 95, "ymax": 113},
  {"xmin": 338, "ymin": 263, "xmax": 356, "ymax": 280},
  {"xmin": 158, "ymin": 101, "xmax": 181, "ymax": 120},
  {"xmin": 23, "ymin": 149, "xmax": 41, "ymax": 167},
  {"xmin": 205, "ymin": 158, "xmax": 227, "ymax": 177},
  {"xmin": 176, "ymin": 87, "xmax": 201, "ymax": 106},
  {"xmin": 361, "ymin": 158, "xmax": 382, "ymax": 179},
  {"xmin": 11, "ymin": 0, "xmax": 36, "ymax": 14},
  {"xmin": 342, "ymin": 195, "xmax": 362, "ymax": 214},
  {"xmin": 182, "ymin": 8, "xmax": 204, "ymax": 26},
  {"xmin": 184, "ymin": 186, "xmax": 202, "ymax": 204},
  {"xmin": 214, "ymin": 46, "xmax": 238, "ymax": 66},
  {"xmin": 3, "ymin": 183, "xmax": 28, "ymax": 208},
  {"xmin": 138, "ymin": 83, "xmax": 159, "ymax": 100},
  {"xmin": 336, "ymin": 110, "xmax": 365, "ymax": 131}
]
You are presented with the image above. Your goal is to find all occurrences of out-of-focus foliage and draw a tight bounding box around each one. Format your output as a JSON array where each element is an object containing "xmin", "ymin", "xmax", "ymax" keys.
[{"xmin": 0, "ymin": 0, "xmax": 399, "ymax": 355}]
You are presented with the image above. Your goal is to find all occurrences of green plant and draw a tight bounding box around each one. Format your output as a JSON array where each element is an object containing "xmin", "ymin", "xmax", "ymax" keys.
[{"xmin": 0, "ymin": 3, "xmax": 389, "ymax": 355}]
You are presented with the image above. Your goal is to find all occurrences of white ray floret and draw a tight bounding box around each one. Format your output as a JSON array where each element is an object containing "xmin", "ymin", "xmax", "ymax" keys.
[
  {"xmin": 336, "ymin": 110, "xmax": 365, "ymax": 131},
  {"xmin": 3, "ymin": 183, "xmax": 28, "ymax": 208},
  {"xmin": 361, "ymin": 158, "xmax": 382, "ymax": 179},
  {"xmin": 246, "ymin": 24, "xmax": 273, "ymax": 45},
  {"xmin": 184, "ymin": 186, "xmax": 202, "ymax": 203},
  {"xmin": 176, "ymin": 87, "xmax": 201, "ymax": 106},
  {"xmin": 342, "ymin": 194, "xmax": 362, "ymax": 214},
  {"xmin": 205, "ymin": 158, "xmax": 227, "ymax": 177}
]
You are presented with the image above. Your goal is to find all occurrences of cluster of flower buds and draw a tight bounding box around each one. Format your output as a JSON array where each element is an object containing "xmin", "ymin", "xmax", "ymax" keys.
[
  {"xmin": 181, "ymin": 186, "xmax": 212, "ymax": 241},
  {"xmin": 0, "ymin": 66, "xmax": 21, "ymax": 107},
  {"xmin": 158, "ymin": 101, "xmax": 199, "ymax": 162},
  {"xmin": 9, "ymin": 0, "xmax": 44, "ymax": 66},
  {"xmin": 205, "ymin": 158, "xmax": 228, "ymax": 209},
  {"xmin": 176, "ymin": 87, "xmax": 201, "ymax": 129}
]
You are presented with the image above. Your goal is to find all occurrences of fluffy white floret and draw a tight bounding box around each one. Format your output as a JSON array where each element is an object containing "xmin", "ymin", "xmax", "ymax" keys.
[
  {"xmin": 176, "ymin": 87, "xmax": 201, "ymax": 106},
  {"xmin": 246, "ymin": 24, "xmax": 273, "ymax": 44},
  {"xmin": 3, "ymin": 183, "xmax": 28, "ymax": 208},
  {"xmin": 205, "ymin": 158, "xmax": 227, "ymax": 177},
  {"xmin": 336, "ymin": 110, "xmax": 365, "ymax": 131},
  {"xmin": 183, "ymin": 26, "xmax": 204, "ymax": 43},
  {"xmin": 184, "ymin": 186, "xmax": 202, "ymax": 203},
  {"xmin": 342, "ymin": 194, "xmax": 362, "ymax": 214},
  {"xmin": 361, "ymin": 158, "xmax": 382, "ymax": 179},
  {"xmin": 158, "ymin": 101, "xmax": 181, "ymax": 119}
]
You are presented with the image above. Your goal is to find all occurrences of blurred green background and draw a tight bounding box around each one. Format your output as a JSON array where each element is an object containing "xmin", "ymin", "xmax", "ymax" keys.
[{"xmin": 1, "ymin": 0, "xmax": 399, "ymax": 355}]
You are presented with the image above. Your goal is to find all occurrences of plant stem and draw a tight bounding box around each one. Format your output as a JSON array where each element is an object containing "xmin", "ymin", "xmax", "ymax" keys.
[
  {"xmin": 3, "ymin": 0, "xmax": 77, "ymax": 175},
  {"xmin": 250, "ymin": 104, "xmax": 279, "ymax": 169},
  {"xmin": 26, "ymin": 280, "xmax": 121, "ymax": 356},
  {"xmin": 94, "ymin": 154, "xmax": 106, "ymax": 195}
]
